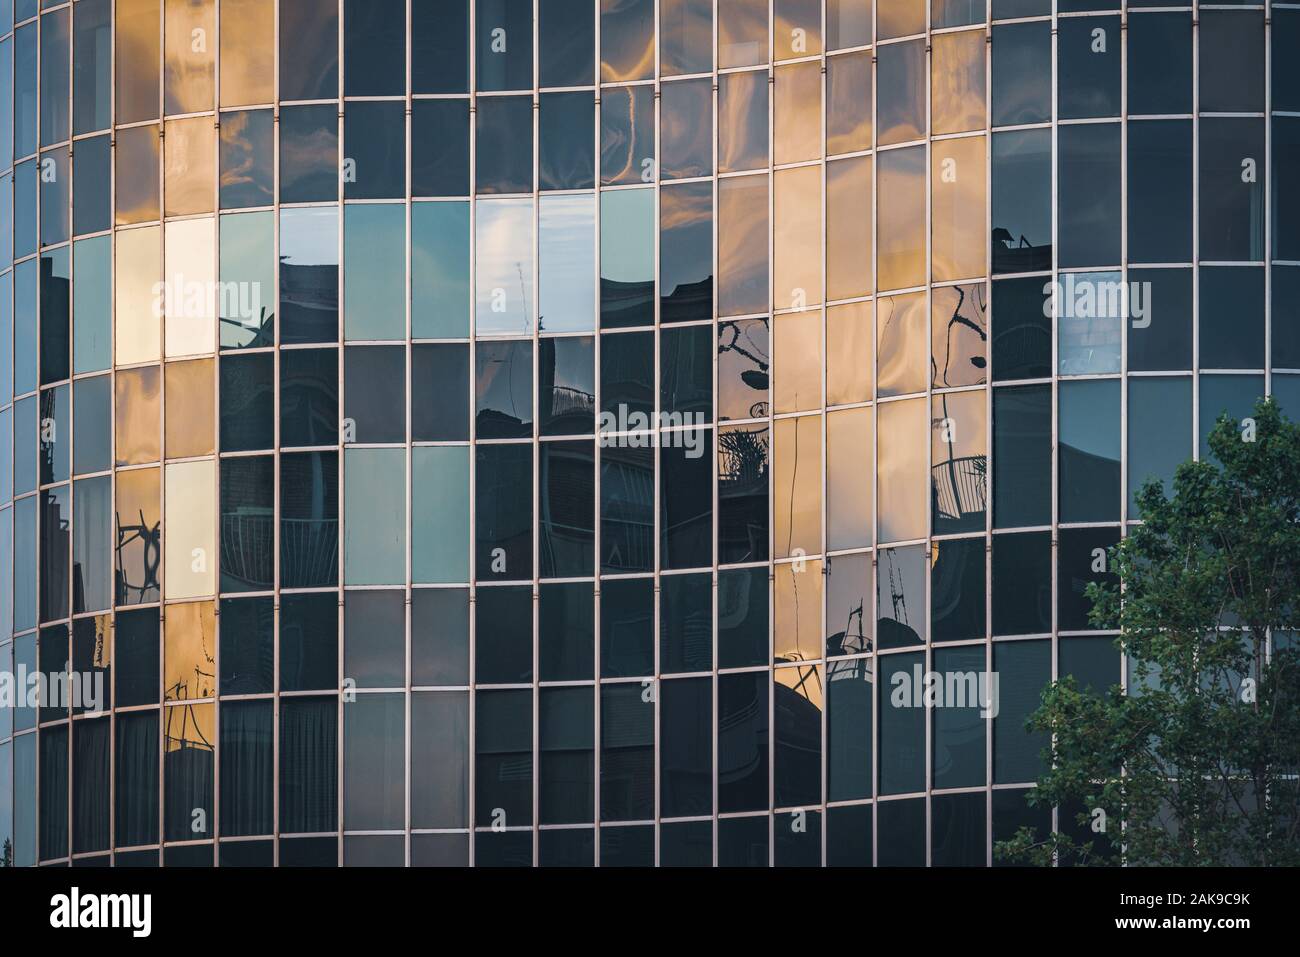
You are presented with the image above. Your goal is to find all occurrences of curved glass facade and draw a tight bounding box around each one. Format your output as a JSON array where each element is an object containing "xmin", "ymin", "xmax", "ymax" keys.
[{"xmin": 0, "ymin": 0, "xmax": 1297, "ymax": 867}]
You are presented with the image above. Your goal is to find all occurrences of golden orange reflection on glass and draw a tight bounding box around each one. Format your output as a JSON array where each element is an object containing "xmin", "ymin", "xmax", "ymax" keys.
[
  {"xmin": 718, "ymin": 174, "xmax": 769, "ymax": 317},
  {"xmin": 932, "ymin": 29, "xmax": 986, "ymax": 136},
  {"xmin": 719, "ymin": 69, "xmax": 768, "ymax": 173},
  {"xmin": 827, "ymin": 300, "xmax": 874, "ymax": 406},
  {"xmin": 774, "ymin": 60, "xmax": 822, "ymax": 165},
  {"xmin": 164, "ymin": 702, "xmax": 215, "ymax": 787},
  {"xmin": 164, "ymin": 600, "xmax": 216, "ymax": 700},
  {"xmin": 164, "ymin": 460, "xmax": 216, "ymax": 600},
  {"xmin": 931, "ymin": 388, "xmax": 986, "ymax": 533},
  {"xmin": 117, "ymin": 0, "xmax": 161, "ymax": 125},
  {"xmin": 601, "ymin": 0, "xmax": 656, "ymax": 82},
  {"xmin": 827, "ymin": 406, "xmax": 874, "ymax": 550},
  {"xmin": 718, "ymin": 318, "xmax": 769, "ymax": 420},
  {"xmin": 115, "ymin": 225, "xmax": 162, "ymax": 365},
  {"xmin": 116, "ymin": 365, "xmax": 162, "ymax": 467},
  {"xmin": 774, "ymin": 164, "xmax": 823, "ymax": 310},
  {"xmin": 775, "ymin": 561, "xmax": 823, "ymax": 663},
  {"xmin": 877, "ymin": 396, "xmax": 928, "ymax": 544},
  {"xmin": 774, "ymin": 412, "xmax": 822, "ymax": 558},
  {"xmin": 115, "ymin": 466, "xmax": 161, "ymax": 606},
  {"xmin": 165, "ymin": 358, "xmax": 214, "ymax": 458},
  {"xmin": 163, "ymin": 217, "xmax": 217, "ymax": 357},
  {"xmin": 718, "ymin": 0, "xmax": 769, "ymax": 69},
  {"xmin": 164, "ymin": 116, "xmax": 215, "ymax": 217},
  {"xmin": 877, "ymin": 291, "xmax": 927, "ymax": 397},
  {"xmin": 827, "ymin": 51, "xmax": 872, "ymax": 155},
  {"xmin": 876, "ymin": 145, "xmax": 925, "ymax": 292},
  {"xmin": 774, "ymin": 0, "xmax": 822, "ymax": 60},
  {"xmin": 932, "ymin": 135, "xmax": 986, "ymax": 283},
  {"xmin": 932, "ymin": 283, "xmax": 988, "ymax": 389},
  {"xmin": 878, "ymin": 0, "xmax": 925, "ymax": 41},
  {"xmin": 661, "ymin": 79, "xmax": 713, "ymax": 179},
  {"xmin": 774, "ymin": 310, "xmax": 822, "ymax": 414},
  {"xmin": 827, "ymin": 155, "xmax": 873, "ymax": 300},
  {"xmin": 219, "ymin": 0, "xmax": 275, "ymax": 106},
  {"xmin": 164, "ymin": 0, "xmax": 214, "ymax": 115},
  {"xmin": 116, "ymin": 125, "xmax": 161, "ymax": 225}
]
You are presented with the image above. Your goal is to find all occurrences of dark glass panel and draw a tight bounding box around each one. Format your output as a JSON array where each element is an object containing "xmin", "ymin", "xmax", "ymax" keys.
[
  {"xmin": 539, "ymin": 581, "xmax": 594, "ymax": 681},
  {"xmin": 219, "ymin": 352, "xmax": 273, "ymax": 452},
  {"xmin": 932, "ymin": 791, "xmax": 985, "ymax": 867},
  {"xmin": 344, "ymin": 590, "xmax": 405, "ymax": 688},
  {"xmin": 476, "ymin": 0, "xmax": 533, "ymax": 91},
  {"xmin": 477, "ymin": 95, "xmax": 533, "ymax": 195},
  {"xmin": 599, "ymin": 682, "xmax": 654, "ymax": 821},
  {"xmin": 878, "ymin": 653, "xmax": 924, "ymax": 796},
  {"xmin": 279, "ymin": 105, "xmax": 339, "ymax": 205},
  {"xmin": 1059, "ymin": 526, "xmax": 1120, "ymax": 632},
  {"xmin": 344, "ymin": 0, "xmax": 405, "ymax": 96},
  {"xmin": 280, "ymin": 347, "xmax": 339, "ymax": 448},
  {"xmin": 1200, "ymin": 267, "xmax": 1265, "ymax": 370},
  {"xmin": 412, "ymin": 587, "xmax": 469, "ymax": 686},
  {"xmin": 219, "ymin": 699, "xmax": 273, "ymax": 837},
  {"xmin": 660, "ymin": 571, "xmax": 711, "ymax": 674},
  {"xmin": 992, "ymin": 531, "xmax": 1051, "ymax": 636},
  {"xmin": 280, "ymin": 697, "xmax": 338, "ymax": 833},
  {"xmin": 1058, "ymin": 16, "xmax": 1120, "ymax": 119},
  {"xmin": 279, "ymin": 451, "xmax": 339, "ymax": 589},
  {"xmin": 344, "ymin": 345, "xmax": 405, "ymax": 443},
  {"xmin": 539, "ymin": 439, "xmax": 595, "ymax": 578},
  {"xmin": 280, "ymin": 592, "xmax": 339, "ymax": 692},
  {"xmin": 539, "ymin": 92, "xmax": 595, "ymax": 191},
  {"xmin": 539, "ymin": 686, "xmax": 595, "ymax": 824},
  {"xmin": 412, "ymin": 343, "xmax": 470, "ymax": 441},
  {"xmin": 991, "ymin": 22, "xmax": 1049, "ymax": 127},
  {"xmin": 992, "ymin": 384, "xmax": 1051, "ymax": 528},
  {"xmin": 218, "ymin": 596, "xmax": 274, "ymax": 695},
  {"xmin": 539, "ymin": 0, "xmax": 595, "ymax": 87},
  {"xmin": 412, "ymin": 0, "xmax": 468, "ymax": 93},
  {"xmin": 475, "ymin": 443, "xmax": 533, "ymax": 580},
  {"xmin": 475, "ymin": 688, "xmax": 532, "ymax": 826},
  {"xmin": 115, "ymin": 709, "xmax": 159, "ymax": 847},
  {"xmin": 475, "ymin": 583, "xmax": 532, "ymax": 684},
  {"xmin": 600, "ymin": 576, "xmax": 653, "ymax": 678},
  {"xmin": 476, "ymin": 339, "xmax": 533, "ymax": 439},
  {"xmin": 280, "ymin": 0, "xmax": 339, "ymax": 100},
  {"xmin": 412, "ymin": 99, "xmax": 470, "ymax": 197},
  {"xmin": 932, "ymin": 537, "xmax": 986, "ymax": 643},
  {"xmin": 343, "ymin": 101, "xmax": 405, "ymax": 200}
]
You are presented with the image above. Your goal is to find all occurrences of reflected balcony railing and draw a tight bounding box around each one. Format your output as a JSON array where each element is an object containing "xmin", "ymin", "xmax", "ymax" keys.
[{"xmin": 931, "ymin": 454, "xmax": 987, "ymax": 526}]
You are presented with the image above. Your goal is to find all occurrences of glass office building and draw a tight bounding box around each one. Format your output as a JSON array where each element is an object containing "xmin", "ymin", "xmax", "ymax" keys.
[{"xmin": 0, "ymin": 0, "xmax": 1296, "ymax": 868}]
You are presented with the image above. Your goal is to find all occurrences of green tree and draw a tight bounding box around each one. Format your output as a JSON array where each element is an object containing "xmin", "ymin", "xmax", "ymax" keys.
[{"xmin": 996, "ymin": 398, "xmax": 1300, "ymax": 866}]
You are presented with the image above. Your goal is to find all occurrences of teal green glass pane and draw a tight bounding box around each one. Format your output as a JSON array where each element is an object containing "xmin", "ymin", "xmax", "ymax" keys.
[
  {"xmin": 344, "ymin": 447, "xmax": 406, "ymax": 585},
  {"xmin": 344, "ymin": 203, "xmax": 406, "ymax": 340},
  {"xmin": 1127, "ymin": 376, "xmax": 1191, "ymax": 512},
  {"xmin": 412, "ymin": 445, "xmax": 470, "ymax": 583},
  {"xmin": 1059, "ymin": 377, "xmax": 1121, "ymax": 523},
  {"xmin": 72, "ymin": 236, "xmax": 110, "ymax": 374},
  {"xmin": 599, "ymin": 187, "xmax": 654, "ymax": 329},
  {"xmin": 412, "ymin": 201, "xmax": 470, "ymax": 338},
  {"xmin": 1198, "ymin": 374, "xmax": 1264, "ymax": 464},
  {"xmin": 219, "ymin": 211, "xmax": 275, "ymax": 349}
]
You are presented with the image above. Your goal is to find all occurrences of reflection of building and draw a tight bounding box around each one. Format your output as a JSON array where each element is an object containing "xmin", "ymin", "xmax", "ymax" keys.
[{"xmin": 5, "ymin": 2, "xmax": 1288, "ymax": 871}]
